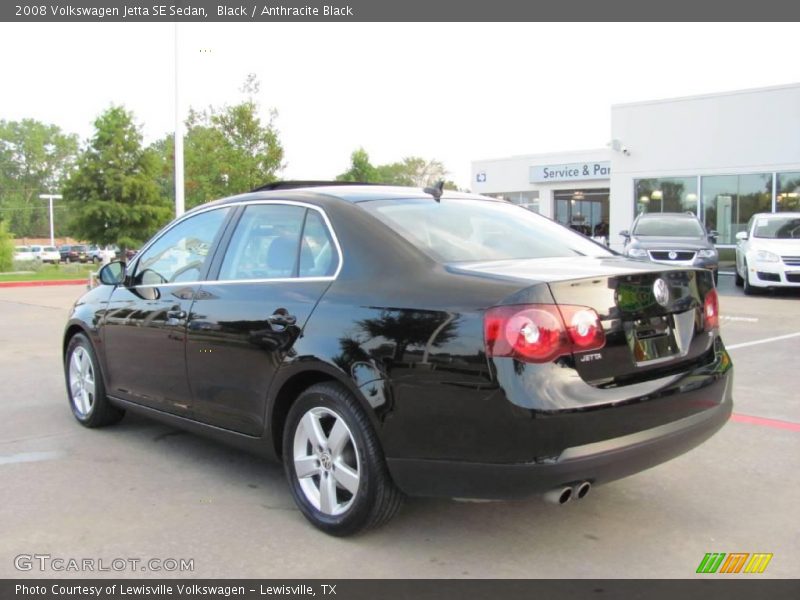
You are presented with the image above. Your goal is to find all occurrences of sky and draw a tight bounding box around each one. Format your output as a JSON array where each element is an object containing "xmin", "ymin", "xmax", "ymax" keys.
[{"xmin": 1, "ymin": 22, "xmax": 798, "ymax": 190}]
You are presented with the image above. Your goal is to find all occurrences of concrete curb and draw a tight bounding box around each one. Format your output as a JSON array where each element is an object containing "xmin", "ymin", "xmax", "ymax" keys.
[{"xmin": 0, "ymin": 279, "xmax": 87, "ymax": 288}]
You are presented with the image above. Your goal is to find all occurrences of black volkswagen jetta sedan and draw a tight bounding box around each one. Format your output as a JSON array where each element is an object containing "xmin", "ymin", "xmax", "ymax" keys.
[{"xmin": 63, "ymin": 183, "xmax": 732, "ymax": 535}]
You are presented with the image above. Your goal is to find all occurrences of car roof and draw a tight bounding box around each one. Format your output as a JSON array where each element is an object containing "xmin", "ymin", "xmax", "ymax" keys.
[
  {"xmin": 637, "ymin": 212, "xmax": 699, "ymax": 219},
  {"xmin": 185, "ymin": 183, "xmax": 495, "ymax": 215}
]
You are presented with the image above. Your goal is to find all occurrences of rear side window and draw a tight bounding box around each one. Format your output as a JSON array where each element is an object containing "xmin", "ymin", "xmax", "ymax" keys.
[
  {"xmin": 219, "ymin": 204, "xmax": 305, "ymax": 280},
  {"xmin": 361, "ymin": 198, "xmax": 612, "ymax": 262},
  {"xmin": 299, "ymin": 210, "xmax": 338, "ymax": 277},
  {"xmin": 134, "ymin": 207, "xmax": 230, "ymax": 285}
]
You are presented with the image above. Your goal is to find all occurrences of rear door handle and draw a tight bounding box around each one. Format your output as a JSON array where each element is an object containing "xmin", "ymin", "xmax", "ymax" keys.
[{"xmin": 167, "ymin": 309, "xmax": 187, "ymax": 320}]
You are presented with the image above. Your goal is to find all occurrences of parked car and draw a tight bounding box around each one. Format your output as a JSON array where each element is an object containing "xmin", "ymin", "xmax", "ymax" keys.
[
  {"xmin": 63, "ymin": 182, "xmax": 732, "ymax": 535},
  {"xmin": 13, "ymin": 245, "xmax": 37, "ymax": 263},
  {"xmin": 87, "ymin": 244, "xmax": 119, "ymax": 264},
  {"xmin": 735, "ymin": 212, "xmax": 800, "ymax": 294},
  {"xmin": 59, "ymin": 244, "xmax": 88, "ymax": 263},
  {"xmin": 620, "ymin": 212, "xmax": 719, "ymax": 283},
  {"xmin": 30, "ymin": 245, "xmax": 61, "ymax": 263}
]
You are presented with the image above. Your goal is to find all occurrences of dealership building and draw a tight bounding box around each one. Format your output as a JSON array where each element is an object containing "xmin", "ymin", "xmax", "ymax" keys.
[{"xmin": 471, "ymin": 83, "xmax": 800, "ymax": 250}]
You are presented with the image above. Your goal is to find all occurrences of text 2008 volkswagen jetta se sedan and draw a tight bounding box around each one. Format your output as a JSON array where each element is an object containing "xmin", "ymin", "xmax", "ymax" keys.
[{"xmin": 63, "ymin": 183, "xmax": 732, "ymax": 535}]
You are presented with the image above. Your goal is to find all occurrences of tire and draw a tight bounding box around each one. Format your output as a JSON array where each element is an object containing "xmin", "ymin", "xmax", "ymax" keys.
[
  {"xmin": 713, "ymin": 270, "xmax": 719, "ymax": 286},
  {"xmin": 65, "ymin": 333, "xmax": 125, "ymax": 428},
  {"xmin": 282, "ymin": 382, "xmax": 403, "ymax": 536},
  {"xmin": 734, "ymin": 270, "xmax": 743, "ymax": 287},
  {"xmin": 743, "ymin": 260, "xmax": 759, "ymax": 296}
]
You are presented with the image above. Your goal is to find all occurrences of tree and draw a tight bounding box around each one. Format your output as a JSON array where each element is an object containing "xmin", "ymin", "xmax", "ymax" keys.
[
  {"xmin": 336, "ymin": 148, "xmax": 379, "ymax": 183},
  {"xmin": 336, "ymin": 149, "xmax": 459, "ymax": 190},
  {"xmin": 154, "ymin": 74, "xmax": 285, "ymax": 209},
  {"xmin": 0, "ymin": 220, "xmax": 13, "ymax": 271},
  {"xmin": 64, "ymin": 106, "xmax": 171, "ymax": 248},
  {"xmin": 0, "ymin": 119, "xmax": 79, "ymax": 237}
]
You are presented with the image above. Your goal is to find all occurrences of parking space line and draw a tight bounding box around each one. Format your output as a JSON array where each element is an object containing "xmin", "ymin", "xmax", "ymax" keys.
[
  {"xmin": 730, "ymin": 413, "xmax": 800, "ymax": 432},
  {"xmin": 0, "ymin": 450, "xmax": 64, "ymax": 465},
  {"xmin": 726, "ymin": 331, "xmax": 800, "ymax": 350}
]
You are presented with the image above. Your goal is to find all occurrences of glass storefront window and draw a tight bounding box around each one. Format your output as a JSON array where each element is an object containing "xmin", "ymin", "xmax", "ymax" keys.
[
  {"xmin": 702, "ymin": 173, "xmax": 771, "ymax": 244},
  {"xmin": 777, "ymin": 172, "xmax": 800, "ymax": 212},
  {"xmin": 634, "ymin": 177, "xmax": 698, "ymax": 215},
  {"xmin": 487, "ymin": 191, "xmax": 540, "ymax": 212},
  {"xmin": 553, "ymin": 188, "xmax": 610, "ymax": 238}
]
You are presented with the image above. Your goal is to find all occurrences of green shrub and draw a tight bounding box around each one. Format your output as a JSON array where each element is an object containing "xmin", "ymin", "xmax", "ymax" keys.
[{"xmin": 0, "ymin": 222, "xmax": 14, "ymax": 272}]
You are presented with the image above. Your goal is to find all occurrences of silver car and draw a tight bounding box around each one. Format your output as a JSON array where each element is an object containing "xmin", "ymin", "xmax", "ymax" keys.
[{"xmin": 620, "ymin": 212, "xmax": 719, "ymax": 283}]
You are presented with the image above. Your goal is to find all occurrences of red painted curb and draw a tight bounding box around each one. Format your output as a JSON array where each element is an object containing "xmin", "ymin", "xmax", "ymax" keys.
[
  {"xmin": 730, "ymin": 413, "xmax": 800, "ymax": 432},
  {"xmin": 0, "ymin": 279, "xmax": 87, "ymax": 288}
]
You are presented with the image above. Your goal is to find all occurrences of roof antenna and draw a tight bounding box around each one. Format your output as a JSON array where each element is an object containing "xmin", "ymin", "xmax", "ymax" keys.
[{"xmin": 423, "ymin": 180, "xmax": 445, "ymax": 202}]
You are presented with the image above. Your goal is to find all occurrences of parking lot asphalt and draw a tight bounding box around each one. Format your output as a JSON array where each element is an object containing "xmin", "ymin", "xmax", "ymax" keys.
[{"xmin": 0, "ymin": 276, "xmax": 798, "ymax": 579}]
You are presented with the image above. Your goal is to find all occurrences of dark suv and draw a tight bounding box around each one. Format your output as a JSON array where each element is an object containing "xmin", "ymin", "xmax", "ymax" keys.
[
  {"xmin": 59, "ymin": 244, "xmax": 89, "ymax": 263},
  {"xmin": 621, "ymin": 212, "xmax": 719, "ymax": 283}
]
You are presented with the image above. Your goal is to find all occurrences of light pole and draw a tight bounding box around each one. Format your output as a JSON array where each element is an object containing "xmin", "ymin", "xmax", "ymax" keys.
[
  {"xmin": 174, "ymin": 22, "xmax": 185, "ymax": 217},
  {"xmin": 38, "ymin": 194, "xmax": 62, "ymax": 247}
]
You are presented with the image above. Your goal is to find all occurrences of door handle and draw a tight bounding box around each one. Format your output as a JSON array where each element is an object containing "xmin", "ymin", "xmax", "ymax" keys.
[
  {"xmin": 167, "ymin": 309, "xmax": 187, "ymax": 320},
  {"xmin": 267, "ymin": 311, "xmax": 297, "ymax": 327}
]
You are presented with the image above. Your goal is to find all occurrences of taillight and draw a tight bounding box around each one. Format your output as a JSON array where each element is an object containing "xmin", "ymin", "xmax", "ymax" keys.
[
  {"xmin": 484, "ymin": 304, "xmax": 605, "ymax": 363},
  {"xmin": 704, "ymin": 288, "xmax": 719, "ymax": 330}
]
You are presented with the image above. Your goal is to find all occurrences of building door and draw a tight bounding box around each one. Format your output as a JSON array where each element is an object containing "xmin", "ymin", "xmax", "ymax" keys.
[{"xmin": 553, "ymin": 189, "xmax": 610, "ymax": 239}]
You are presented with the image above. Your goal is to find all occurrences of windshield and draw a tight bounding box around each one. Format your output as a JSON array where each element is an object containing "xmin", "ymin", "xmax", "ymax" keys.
[
  {"xmin": 753, "ymin": 216, "xmax": 800, "ymax": 239},
  {"xmin": 361, "ymin": 198, "xmax": 613, "ymax": 262},
  {"xmin": 633, "ymin": 217, "xmax": 704, "ymax": 237}
]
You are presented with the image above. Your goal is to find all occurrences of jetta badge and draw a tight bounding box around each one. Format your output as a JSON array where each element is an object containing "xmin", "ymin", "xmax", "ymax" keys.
[
  {"xmin": 668, "ymin": 251, "xmax": 678, "ymax": 260},
  {"xmin": 653, "ymin": 278, "xmax": 670, "ymax": 306}
]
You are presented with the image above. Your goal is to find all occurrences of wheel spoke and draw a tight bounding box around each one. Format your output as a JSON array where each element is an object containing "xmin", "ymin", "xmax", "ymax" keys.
[
  {"xmin": 333, "ymin": 461, "xmax": 359, "ymax": 495},
  {"xmin": 71, "ymin": 352, "xmax": 82, "ymax": 377},
  {"xmin": 327, "ymin": 418, "xmax": 350, "ymax": 457},
  {"xmin": 78, "ymin": 390, "xmax": 90, "ymax": 415},
  {"xmin": 319, "ymin": 472, "xmax": 338, "ymax": 514},
  {"xmin": 301, "ymin": 411, "xmax": 327, "ymax": 450},
  {"xmin": 294, "ymin": 455, "xmax": 319, "ymax": 479}
]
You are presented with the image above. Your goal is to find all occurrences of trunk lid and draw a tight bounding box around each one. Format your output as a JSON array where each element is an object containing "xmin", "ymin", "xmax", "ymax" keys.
[{"xmin": 451, "ymin": 256, "xmax": 717, "ymax": 386}]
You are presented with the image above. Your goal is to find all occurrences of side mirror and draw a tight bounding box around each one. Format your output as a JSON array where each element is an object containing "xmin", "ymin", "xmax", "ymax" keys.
[
  {"xmin": 619, "ymin": 230, "xmax": 630, "ymax": 238},
  {"xmin": 735, "ymin": 231, "xmax": 749, "ymax": 242},
  {"xmin": 98, "ymin": 260, "xmax": 125, "ymax": 286},
  {"xmin": 708, "ymin": 230, "xmax": 718, "ymax": 243}
]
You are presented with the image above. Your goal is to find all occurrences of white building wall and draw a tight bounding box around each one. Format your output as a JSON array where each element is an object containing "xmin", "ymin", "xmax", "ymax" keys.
[
  {"xmin": 471, "ymin": 148, "xmax": 611, "ymax": 219},
  {"xmin": 610, "ymin": 83, "xmax": 800, "ymax": 248}
]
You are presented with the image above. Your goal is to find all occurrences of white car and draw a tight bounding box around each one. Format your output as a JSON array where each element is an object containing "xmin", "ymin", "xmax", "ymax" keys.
[
  {"xmin": 86, "ymin": 244, "xmax": 118, "ymax": 263},
  {"xmin": 13, "ymin": 246, "xmax": 37, "ymax": 262},
  {"xmin": 735, "ymin": 212, "xmax": 800, "ymax": 294},
  {"xmin": 30, "ymin": 245, "xmax": 61, "ymax": 263}
]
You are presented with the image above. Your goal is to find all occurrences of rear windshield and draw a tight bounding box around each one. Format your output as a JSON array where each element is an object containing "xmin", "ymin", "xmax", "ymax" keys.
[
  {"xmin": 753, "ymin": 216, "xmax": 800, "ymax": 239},
  {"xmin": 633, "ymin": 217, "xmax": 704, "ymax": 237},
  {"xmin": 360, "ymin": 198, "xmax": 613, "ymax": 262}
]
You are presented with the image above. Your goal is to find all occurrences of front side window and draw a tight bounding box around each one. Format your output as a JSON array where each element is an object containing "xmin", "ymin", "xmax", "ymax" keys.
[
  {"xmin": 361, "ymin": 198, "xmax": 613, "ymax": 262},
  {"xmin": 133, "ymin": 207, "xmax": 230, "ymax": 285},
  {"xmin": 219, "ymin": 204, "xmax": 317, "ymax": 281}
]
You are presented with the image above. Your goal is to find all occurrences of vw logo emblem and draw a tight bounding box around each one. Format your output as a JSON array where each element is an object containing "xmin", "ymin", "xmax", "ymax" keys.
[
  {"xmin": 668, "ymin": 251, "xmax": 678, "ymax": 260},
  {"xmin": 653, "ymin": 278, "xmax": 670, "ymax": 307}
]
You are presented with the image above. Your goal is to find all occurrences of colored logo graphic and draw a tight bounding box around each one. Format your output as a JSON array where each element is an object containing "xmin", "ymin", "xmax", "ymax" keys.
[{"xmin": 696, "ymin": 552, "xmax": 773, "ymax": 574}]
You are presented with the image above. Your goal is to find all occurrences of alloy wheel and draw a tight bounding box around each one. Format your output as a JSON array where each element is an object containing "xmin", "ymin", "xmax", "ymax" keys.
[
  {"xmin": 293, "ymin": 406, "xmax": 361, "ymax": 516},
  {"xmin": 69, "ymin": 346, "xmax": 96, "ymax": 417}
]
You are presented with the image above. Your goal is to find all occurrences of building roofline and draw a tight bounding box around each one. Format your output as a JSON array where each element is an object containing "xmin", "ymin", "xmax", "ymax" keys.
[
  {"xmin": 472, "ymin": 147, "xmax": 610, "ymax": 164},
  {"xmin": 612, "ymin": 81, "xmax": 800, "ymax": 110}
]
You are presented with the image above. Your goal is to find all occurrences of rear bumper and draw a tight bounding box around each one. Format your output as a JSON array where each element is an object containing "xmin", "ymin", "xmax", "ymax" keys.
[{"xmin": 388, "ymin": 371, "xmax": 732, "ymax": 499}]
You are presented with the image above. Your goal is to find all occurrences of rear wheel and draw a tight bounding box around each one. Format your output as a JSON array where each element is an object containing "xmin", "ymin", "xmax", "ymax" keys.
[
  {"xmin": 65, "ymin": 333, "xmax": 125, "ymax": 427},
  {"xmin": 283, "ymin": 382, "xmax": 403, "ymax": 536}
]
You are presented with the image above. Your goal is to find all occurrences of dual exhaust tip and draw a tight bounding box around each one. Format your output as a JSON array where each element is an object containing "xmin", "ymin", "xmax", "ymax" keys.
[{"xmin": 544, "ymin": 481, "xmax": 592, "ymax": 505}]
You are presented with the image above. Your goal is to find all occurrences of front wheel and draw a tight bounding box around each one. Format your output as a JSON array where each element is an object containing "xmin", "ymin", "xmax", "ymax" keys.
[
  {"xmin": 283, "ymin": 382, "xmax": 403, "ymax": 536},
  {"xmin": 65, "ymin": 333, "xmax": 125, "ymax": 427},
  {"xmin": 743, "ymin": 260, "xmax": 760, "ymax": 296}
]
